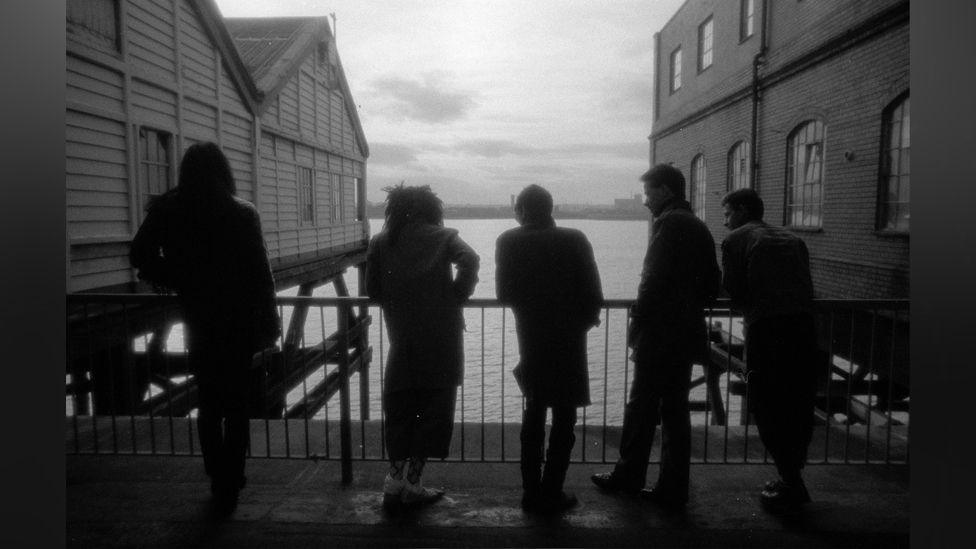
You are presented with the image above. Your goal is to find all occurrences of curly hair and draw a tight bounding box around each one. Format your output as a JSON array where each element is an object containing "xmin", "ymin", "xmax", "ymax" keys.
[{"xmin": 382, "ymin": 183, "xmax": 444, "ymax": 243}]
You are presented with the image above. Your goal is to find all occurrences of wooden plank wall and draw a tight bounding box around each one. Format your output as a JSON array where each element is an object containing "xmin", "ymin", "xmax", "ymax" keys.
[
  {"xmin": 258, "ymin": 37, "xmax": 367, "ymax": 269},
  {"xmin": 66, "ymin": 0, "xmax": 258, "ymax": 292},
  {"xmin": 67, "ymin": 0, "xmax": 368, "ymax": 292}
]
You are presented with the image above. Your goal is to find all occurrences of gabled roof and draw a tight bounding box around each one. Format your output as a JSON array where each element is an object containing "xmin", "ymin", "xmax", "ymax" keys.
[
  {"xmin": 184, "ymin": 0, "xmax": 261, "ymax": 114},
  {"xmin": 224, "ymin": 16, "xmax": 369, "ymax": 158}
]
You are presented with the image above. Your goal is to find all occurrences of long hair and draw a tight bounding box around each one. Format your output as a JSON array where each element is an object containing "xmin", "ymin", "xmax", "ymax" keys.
[
  {"xmin": 382, "ymin": 183, "xmax": 444, "ymax": 244},
  {"xmin": 176, "ymin": 142, "xmax": 236, "ymax": 199}
]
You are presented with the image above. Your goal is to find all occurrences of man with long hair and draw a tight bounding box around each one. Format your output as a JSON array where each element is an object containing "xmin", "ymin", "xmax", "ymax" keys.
[
  {"xmin": 130, "ymin": 142, "xmax": 280, "ymax": 514},
  {"xmin": 365, "ymin": 184, "xmax": 479, "ymax": 508},
  {"xmin": 496, "ymin": 184, "xmax": 603, "ymax": 513}
]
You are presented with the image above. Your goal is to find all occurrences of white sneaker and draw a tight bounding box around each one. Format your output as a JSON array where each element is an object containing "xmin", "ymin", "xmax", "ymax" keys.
[
  {"xmin": 401, "ymin": 478, "xmax": 445, "ymax": 506},
  {"xmin": 382, "ymin": 474, "xmax": 404, "ymax": 508}
]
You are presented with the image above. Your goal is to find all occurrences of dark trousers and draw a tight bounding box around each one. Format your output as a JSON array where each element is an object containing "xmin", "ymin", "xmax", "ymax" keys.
[
  {"xmin": 193, "ymin": 345, "xmax": 252, "ymax": 491},
  {"xmin": 520, "ymin": 400, "xmax": 578, "ymax": 494},
  {"xmin": 746, "ymin": 315, "xmax": 818, "ymax": 483},
  {"xmin": 613, "ymin": 357, "xmax": 693, "ymax": 495},
  {"xmin": 384, "ymin": 387, "xmax": 457, "ymax": 460}
]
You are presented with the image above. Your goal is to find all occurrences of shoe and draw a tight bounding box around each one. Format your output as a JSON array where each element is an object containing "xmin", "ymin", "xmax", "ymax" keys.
[
  {"xmin": 590, "ymin": 472, "xmax": 641, "ymax": 494},
  {"xmin": 211, "ymin": 484, "xmax": 240, "ymax": 517},
  {"xmin": 538, "ymin": 491, "xmax": 579, "ymax": 514},
  {"xmin": 760, "ymin": 479, "xmax": 810, "ymax": 513},
  {"xmin": 521, "ymin": 490, "xmax": 543, "ymax": 512},
  {"xmin": 382, "ymin": 474, "xmax": 405, "ymax": 509},
  {"xmin": 639, "ymin": 486, "xmax": 687, "ymax": 509},
  {"xmin": 401, "ymin": 479, "xmax": 445, "ymax": 506}
]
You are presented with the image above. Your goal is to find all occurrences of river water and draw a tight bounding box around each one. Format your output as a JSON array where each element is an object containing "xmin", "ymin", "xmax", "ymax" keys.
[{"xmin": 281, "ymin": 218, "xmax": 742, "ymax": 427}]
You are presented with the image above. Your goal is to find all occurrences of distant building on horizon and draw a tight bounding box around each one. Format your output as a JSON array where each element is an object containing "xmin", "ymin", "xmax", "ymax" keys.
[{"xmin": 650, "ymin": 0, "xmax": 908, "ymax": 299}]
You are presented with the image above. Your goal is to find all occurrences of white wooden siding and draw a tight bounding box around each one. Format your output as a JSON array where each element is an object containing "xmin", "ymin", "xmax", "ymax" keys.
[
  {"xmin": 182, "ymin": 97, "xmax": 217, "ymax": 140},
  {"xmin": 219, "ymin": 61, "xmax": 246, "ymax": 113},
  {"xmin": 66, "ymin": 110, "xmax": 130, "ymax": 241},
  {"xmin": 178, "ymin": 0, "xmax": 217, "ymax": 98},
  {"xmin": 298, "ymin": 67, "xmax": 316, "ymax": 137},
  {"xmin": 130, "ymin": 79, "xmax": 177, "ymax": 129},
  {"xmin": 279, "ymin": 79, "xmax": 300, "ymax": 133},
  {"xmin": 67, "ymin": 56, "xmax": 124, "ymax": 114},
  {"xmin": 126, "ymin": 0, "xmax": 177, "ymax": 82}
]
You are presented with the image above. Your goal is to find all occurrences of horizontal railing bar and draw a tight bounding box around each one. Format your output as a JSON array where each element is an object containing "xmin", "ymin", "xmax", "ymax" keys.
[{"xmin": 67, "ymin": 293, "xmax": 909, "ymax": 311}]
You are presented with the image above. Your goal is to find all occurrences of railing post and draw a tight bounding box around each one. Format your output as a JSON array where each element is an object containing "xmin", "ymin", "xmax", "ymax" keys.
[{"xmin": 338, "ymin": 300, "xmax": 353, "ymax": 485}]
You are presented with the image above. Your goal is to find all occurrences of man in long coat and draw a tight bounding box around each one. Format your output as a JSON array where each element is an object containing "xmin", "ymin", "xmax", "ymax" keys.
[
  {"xmin": 496, "ymin": 184, "xmax": 603, "ymax": 513},
  {"xmin": 592, "ymin": 164, "xmax": 720, "ymax": 509}
]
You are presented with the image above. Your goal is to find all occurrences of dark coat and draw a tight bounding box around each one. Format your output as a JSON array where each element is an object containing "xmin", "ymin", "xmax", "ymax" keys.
[
  {"xmin": 631, "ymin": 199, "xmax": 721, "ymax": 368},
  {"xmin": 721, "ymin": 220, "xmax": 814, "ymax": 327},
  {"xmin": 129, "ymin": 192, "xmax": 280, "ymax": 358},
  {"xmin": 496, "ymin": 219, "xmax": 603, "ymax": 407},
  {"xmin": 365, "ymin": 222, "xmax": 480, "ymax": 394}
]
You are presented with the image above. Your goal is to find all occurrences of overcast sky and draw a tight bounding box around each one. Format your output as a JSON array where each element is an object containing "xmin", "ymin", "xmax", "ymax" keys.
[{"xmin": 214, "ymin": 0, "xmax": 685, "ymax": 205}]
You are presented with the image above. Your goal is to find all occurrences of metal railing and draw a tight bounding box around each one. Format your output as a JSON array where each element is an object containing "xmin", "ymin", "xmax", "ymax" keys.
[{"xmin": 66, "ymin": 294, "xmax": 909, "ymax": 478}]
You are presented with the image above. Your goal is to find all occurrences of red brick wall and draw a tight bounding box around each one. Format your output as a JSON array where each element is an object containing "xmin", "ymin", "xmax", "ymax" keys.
[
  {"xmin": 656, "ymin": 0, "xmax": 761, "ymax": 130},
  {"xmin": 651, "ymin": 2, "xmax": 909, "ymax": 299}
]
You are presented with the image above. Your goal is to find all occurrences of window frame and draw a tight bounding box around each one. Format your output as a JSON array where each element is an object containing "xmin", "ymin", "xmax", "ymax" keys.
[
  {"xmin": 784, "ymin": 120, "xmax": 826, "ymax": 229},
  {"xmin": 331, "ymin": 174, "xmax": 343, "ymax": 223},
  {"xmin": 877, "ymin": 93, "xmax": 910, "ymax": 234},
  {"xmin": 297, "ymin": 166, "xmax": 316, "ymax": 226},
  {"xmin": 137, "ymin": 126, "xmax": 173, "ymax": 216},
  {"xmin": 727, "ymin": 141, "xmax": 751, "ymax": 191},
  {"xmin": 690, "ymin": 154, "xmax": 707, "ymax": 220},
  {"xmin": 698, "ymin": 16, "xmax": 714, "ymax": 73},
  {"xmin": 669, "ymin": 46, "xmax": 682, "ymax": 94},
  {"xmin": 740, "ymin": 0, "xmax": 755, "ymax": 43},
  {"xmin": 67, "ymin": 0, "xmax": 121, "ymax": 54}
]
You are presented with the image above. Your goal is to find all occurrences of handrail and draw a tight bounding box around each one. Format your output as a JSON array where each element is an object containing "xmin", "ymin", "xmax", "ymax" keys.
[{"xmin": 66, "ymin": 293, "xmax": 910, "ymax": 311}]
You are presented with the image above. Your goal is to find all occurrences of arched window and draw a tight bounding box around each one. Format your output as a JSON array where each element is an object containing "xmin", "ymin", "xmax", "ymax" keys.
[
  {"xmin": 727, "ymin": 141, "xmax": 750, "ymax": 191},
  {"xmin": 786, "ymin": 120, "xmax": 825, "ymax": 228},
  {"xmin": 879, "ymin": 93, "xmax": 910, "ymax": 232},
  {"xmin": 691, "ymin": 154, "xmax": 707, "ymax": 220}
]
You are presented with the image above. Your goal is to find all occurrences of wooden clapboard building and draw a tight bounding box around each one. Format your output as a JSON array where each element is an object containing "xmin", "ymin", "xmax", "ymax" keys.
[
  {"xmin": 66, "ymin": 0, "xmax": 371, "ymax": 419},
  {"xmin": 66, "ymin": 0, "xmax": 369, "ymax": 295}
]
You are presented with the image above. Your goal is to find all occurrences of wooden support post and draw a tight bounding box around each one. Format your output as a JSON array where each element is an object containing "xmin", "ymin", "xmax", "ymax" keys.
[
  {"xmin": 284, "ymin": 282, "xmax": 316, "ymax": 349},
  {"xmin": 337, "ymin": 298, "xmax": 353, "ymax": 485},
  {"xmin": 334, "ymin": 274, "xmax": 369, "ymax": 421},
  {"xmin": 705, "ymin": 365, "xmax": 727, "ymax": 426}
]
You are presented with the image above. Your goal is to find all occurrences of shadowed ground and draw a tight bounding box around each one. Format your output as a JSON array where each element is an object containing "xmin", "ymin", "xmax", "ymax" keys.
[{"xmin": 67, "ymin": 450, "xmax": 908, "ymax": 547}]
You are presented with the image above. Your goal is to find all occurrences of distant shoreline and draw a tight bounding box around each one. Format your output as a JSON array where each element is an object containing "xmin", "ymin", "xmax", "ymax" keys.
[{"xmin": 367, "ymin": 206, "xmax": 650, "ymax": 222}]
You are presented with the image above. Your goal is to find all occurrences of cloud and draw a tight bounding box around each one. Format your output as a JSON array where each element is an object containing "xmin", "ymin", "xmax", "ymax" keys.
[
  {"xmin": 370, "ymin": 74, "xmax": 477, "ymax": 123},
  {"xmin": 368, "ymin": 143, "xmax": 420, "ymax": 165},
  {"xmin": 602, "ymin": 77, "xmax": 653, "ymax": 116},
  {"xmin": 550, "ymin": 142, "xmax": 648, "ymax": 160},
  {"xmin": 456, "ymin": 139, "xmax": 535, "ymax": 158}
]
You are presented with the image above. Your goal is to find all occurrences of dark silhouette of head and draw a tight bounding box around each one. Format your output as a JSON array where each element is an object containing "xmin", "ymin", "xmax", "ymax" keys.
[
  {"xmin": 177, "ymin": 142, "xmax": 236, "ymax": 199},
  {"xmin": 514, "ymin": 184, "xmax": 554, "ymax": 225},
  {"xmin": 640, "ymin": 164, "xmax": 686, "ymax": 199},
  {"xmin": 382, "ymin": 183, "xmax": 444, "ymax": 243},
  {"xmin": 721, "ymin": 188, "xmax": 764, "ymax": 229},
  {"xmin": 640, "ymin": 164, "xmax": 685, "ymax": 216}
]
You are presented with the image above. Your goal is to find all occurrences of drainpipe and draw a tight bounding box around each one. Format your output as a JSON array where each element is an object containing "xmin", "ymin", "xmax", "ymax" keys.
[
  {"xmin": 750, "ymin": 0, "xmax": 770, "ymax": 191},
  {"xmin": 651, "ymin": 31, "xmax": 661, "ymax": 166}
]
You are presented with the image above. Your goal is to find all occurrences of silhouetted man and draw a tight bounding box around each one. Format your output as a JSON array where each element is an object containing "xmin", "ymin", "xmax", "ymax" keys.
[
  {"xmin": 592, "ymin": 164, "xmax": 720, "ymax": 510},
  {"xmin": 721, "ymin": 188, "xmax": 818, "ymax": 512},
  {"xmin": 496, "ymin": 184, "xmax": 603, "ymax": 513}
]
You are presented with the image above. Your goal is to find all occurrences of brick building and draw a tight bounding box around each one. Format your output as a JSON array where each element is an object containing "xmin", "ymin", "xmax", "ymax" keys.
[{"xmin": 650, "ymin": 0, "xmax": 909, "ymax": 299}]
